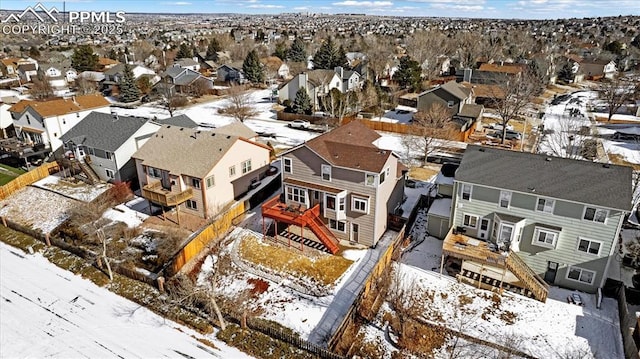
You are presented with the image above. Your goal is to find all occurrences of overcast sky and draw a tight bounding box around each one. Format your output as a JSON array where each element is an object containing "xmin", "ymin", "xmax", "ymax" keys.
[{"xmin": 1, "ymin": 0, "xmax": 639, "ymax": 19}]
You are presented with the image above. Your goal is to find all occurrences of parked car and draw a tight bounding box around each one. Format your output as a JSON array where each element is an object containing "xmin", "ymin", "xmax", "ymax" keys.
[
  {"xmin": 288, "ymin": 120, "xmax": 310, "ymax": 129},
  {"xmin": 567, "ymin": 293, "xmax": 583, "ymax": 306},
  {"xmin": 488, "ymin": 130, "xmax": 522, "ymax": 140}
]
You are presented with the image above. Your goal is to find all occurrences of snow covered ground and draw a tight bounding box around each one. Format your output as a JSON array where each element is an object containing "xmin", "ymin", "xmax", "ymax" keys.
[
  {"xmin": 0, "ymin": 186, "xmax": 75, "ymax": 234},
  {"xmin": 102, "ymin": 203, "xmax": 149, "ymax": 228},
  {"xmin": 0, "ymin": 242, "xmax": 252, "ymax": 358},
  {"xmin": 32, "ymin": 175, "xmax": 111, "ymax": 202}
]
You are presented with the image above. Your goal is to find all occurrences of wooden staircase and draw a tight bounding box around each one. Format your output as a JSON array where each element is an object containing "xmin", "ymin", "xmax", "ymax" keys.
[
  {"xmin": 505, "ymin": 252, "xmax": 549, "ymax": 302},
  {"xmin": 78, "ymin": 160, "xmax": 100, "ymax": 185},
  {"xmin": 304, "ymin": 214, "xmax": 340, "ymax": 254}
]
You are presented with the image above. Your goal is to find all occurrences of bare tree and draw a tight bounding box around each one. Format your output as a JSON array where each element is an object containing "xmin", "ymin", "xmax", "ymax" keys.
[
  {"xmin": 454, "ymin": 31, "xmax": 483, "ymax": 69},
  {"xmin": 406, "ymin": 29, "xmax": 451, "ymax": 82},
  {"xmin": 219, "ymin": 84, "xmax": 258, "ymax": 122},
  {"xmin": 598, "ymin": 74, "xmax": 638, "ymax": 121},
  {"xmin": 539, "ymin": 109, "xmax": 593, "ymax": 160},
  {"xmin": 96, "ymin": 228, "xmax": 114, "ymax": 281},
  {"xmin": 31, "ymin": 77, "xmax": 54, "ymax": 100},
  {"xmin": 76, "ymin": 76, "xmax": 98, "ymax": 95},
  {"xmin": 167, "ymin": 272, "xmax": 226, "ymax": 330},
  {"xmin": 321, "ymin": 88, "xmax": 355, "ymax": 125},
  {"xmin": 362, "ymin": 35, "xmax": 395, "ymax": 82},
  {"xmin": 406, "ymin": 103, "xmax": 458, "ymax": 165},
  {"xmin": 488, "ymin": 71, "xmax": 541, "ymax": 144}
]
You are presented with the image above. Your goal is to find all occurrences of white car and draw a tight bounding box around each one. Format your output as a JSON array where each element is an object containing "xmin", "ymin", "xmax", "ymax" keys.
[{"xmin": 288, "ymin": 120, "xmax": 310, "ymax": 129}]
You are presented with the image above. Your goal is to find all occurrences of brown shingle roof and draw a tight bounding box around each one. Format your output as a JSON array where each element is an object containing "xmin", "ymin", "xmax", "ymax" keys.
[
  {"xmin": 8, "ymin": 94, "xmax": 110, "ymax": 118},
  {"xmin": 478, "ymin": 63, "xmax": 524, "ymax": 74},
  {"xmin": 462, "ymin": 82, "xmax": 505, "ymax": 99},
  {"xmin": 307, "ymin": 69, "xmax": 337, "ymax": 87},
  {"xmin": 305, "ymin": 121, "xmax": 390, "ymax": 173}
]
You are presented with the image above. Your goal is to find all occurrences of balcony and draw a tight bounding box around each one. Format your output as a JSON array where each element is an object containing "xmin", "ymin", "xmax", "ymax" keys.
[
  {"xmin": 142, "ymin": 181, "xmax": 193, "ymax": 207},
  {"xmin": 443, "ymin": 228, "xmax": 549, "ymax": 302}
]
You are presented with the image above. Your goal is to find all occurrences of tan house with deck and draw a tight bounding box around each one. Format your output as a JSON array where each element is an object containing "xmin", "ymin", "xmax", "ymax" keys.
[
  {"xmin": 262, "ymin": 121, "xmax": 406, "ymax": 253},
  {"xmin": 132, "ymin": 123, "xmax": 271, "ymax": 219}
]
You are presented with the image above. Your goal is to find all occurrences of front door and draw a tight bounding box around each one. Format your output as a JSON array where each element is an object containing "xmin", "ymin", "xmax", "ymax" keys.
[
  {"xmin": 544, "ymin": 261, "xmax": 558, "ymax": 284},
  {"xmin": 478, "ymin": 218, "xmax": 490, "ymax": 240},
  {"xmin": 351, "ymin": 223, "xmax": 359, "ymax": 243},
  {"xmin": 77, "ymin": 146, "xmax": 86, "ymax": 158}
]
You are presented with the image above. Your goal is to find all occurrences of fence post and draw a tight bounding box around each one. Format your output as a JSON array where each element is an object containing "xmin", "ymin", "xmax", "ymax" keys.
[{"xmin": 45, "ymin": 233, "xmax": 51, "ymax": 246}]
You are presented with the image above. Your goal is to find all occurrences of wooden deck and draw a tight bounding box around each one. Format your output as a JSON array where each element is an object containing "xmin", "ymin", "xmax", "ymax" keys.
[{"xmin": 141, "ymin": 181, "xmax": 193, "ymax": 207}]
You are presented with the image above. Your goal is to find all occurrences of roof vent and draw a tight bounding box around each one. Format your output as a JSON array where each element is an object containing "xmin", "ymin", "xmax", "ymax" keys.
[
  {"xmin": 219, "ymin": 148, "xmax": 222, "ymax": 151},
  {"xmin": 227, "ymin": 135, "xmax": 231, "ymax": 139},
  {"xmin": 545, "ymin": 157, "xmax": 552, "ymax": 161},
  {"xmin": 478, "ymin": 148, "xmax": 485, "ymax": 152},
  {"xmin": 197, "ymin": 130, "xmax": 201, "ymax": 134},
  {"xmin": 179, "ymin": 128, "xmax": 184, "ymax": 131},
  {"xmin": 527, "ymin": 186, "xmax": 536, "ymax": 192},
  {"xmin": 603, "ymin": 163, "xmax": 610, "ymax": 168},
  {"xmin": 167, "ymin": 125, "xmax": 171, "ymax": 128}
]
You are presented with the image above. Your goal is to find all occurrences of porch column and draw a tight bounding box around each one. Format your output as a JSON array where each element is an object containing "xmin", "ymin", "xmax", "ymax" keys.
[
  {"xmin": 478, "ymin": 264, "xmax": 484, "ymax": 289},
  {"xmin": 439, "ymin": 254, "xmax": 445, "ymax": 275},
  {"xmin": 300, "ymin": 226, "xmax": 304, "ymax": 253},
  {"xmin": 262, "ymin": 217, "xmax": 265, "ymax": 239}
]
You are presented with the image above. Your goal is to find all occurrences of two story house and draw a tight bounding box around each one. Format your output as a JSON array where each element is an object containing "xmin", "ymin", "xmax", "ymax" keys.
[
  {"xmin": 262, "ymin": 121, "xmax": 406, "ymax": 254},
  {"xmin": 59, "ymin": 112, "xmax": 162, "ymax": 183},
  {"xmin": 8, "ymin": 94, "xmax": 111, "ymax": 151},
  {"xmin": 132, "ymin": 123, "xmax": 271, "ymax": 219},
  {"xmin": 444, "ymin": 145, "xmax": 632, "ymax": 301},
  {"xmin": 278, "ymin": 69, "xmax": 342, "ymax": 111}
]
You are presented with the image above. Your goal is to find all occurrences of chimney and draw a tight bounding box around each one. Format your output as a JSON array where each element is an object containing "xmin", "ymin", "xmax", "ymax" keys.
[
  {"xmin": 335, "ymin": 66, "xmax": 343, "ymax": 79},
  {"xmin": 463, "ymin": 68, "xmax": 472, "ymax": 83}
]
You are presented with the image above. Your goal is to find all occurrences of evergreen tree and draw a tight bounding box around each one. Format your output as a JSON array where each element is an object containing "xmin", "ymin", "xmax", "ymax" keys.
[
  {"xmin": 119, "ymin": 63, "xmax": 140, "ymax": 103},
  {"xmin": 273, "ymin": 41, "xmax": 288, "ymax": 61},
  {"xmin": 107, "ymin": 48, "xmax": 118, "ymax": 60},
  {"xmin": 28, "ymin": 46, "xmax": 40, "ymax": 59},
  {"xmin": 313, "ymin": 37, "xmax": 336, "ymax": 69},
  {"xmin": 242, "ymin": 49, "xmax": 264, "ymax": 84},
  {"xmin": 335, "ymin": 45, "xmax": 348, "ymax": 68},
  {"xmin": 393, "ymin": 55, "xmax": 422, "ymax": 91},
  {"xmin": 557, "ymin": 62, "xmax": 575, "ymax": 83},
  {"xmin": 71, "ymin": 45, "xmax": 98, "ymax": 72},
  {"xmin": 206, "ymin": 38, "xmax": 221, "ymax": 61},
  {"xmin": 176, "ymin": 43, "xmax": 192, "ymax": 59},
  {"xmin": 288, "ymin": 38, "xmax": 307, "ymax": 62},
  {"xmin": 292, "ymin": 88, "xmax": 312, "ymax": 114}
]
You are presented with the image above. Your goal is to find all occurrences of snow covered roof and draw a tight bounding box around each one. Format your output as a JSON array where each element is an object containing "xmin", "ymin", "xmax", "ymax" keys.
[{"xmin": 428, "ymin": 197, "xmax": 452, "ymax": 218}]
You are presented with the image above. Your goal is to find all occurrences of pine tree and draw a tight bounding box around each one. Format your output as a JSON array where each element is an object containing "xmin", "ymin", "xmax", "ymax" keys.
[
  {"xmin": 334, "ymin": 45, "xmax": 348, "ymax": 68},
  {"xmin": 557, "ymin": 62, "xmax": 575, "ymax": 83},
  {"xmin": 206, "ymin": 38, "xmax": 221, "ymax": 61},
  {"xmin": 393, "ymin": 55, "xmax": 422, "ymax": 91},
  {"xmin": 273, "ymin": 41, "xmax": 288, "ymax": 61},
  {"xmin": 28, "ymin": 46, "xmax": 40, "ymax": 59},
  {"xmin": 288, "ymin": 38, "xmax": 307, "ymax": 62},
  {"xmin": 176, "ymin": 43, "xmax": 192, "ymax": 59},
  {"xmin": 119, "ymin": 63, "xmax": 141, "ymax": 103},
  {"xmin": 292, "ymin": 88, "xmax": 312, "ymax": 114},
  {"xmin": 313, "ymin": 37, "xmax": 336, "ymax": 69},
  {"xmin": 243, "ymin": 49, "xmax": 264, "ymax": 84},
  {"xmin": 71, "ymin": 45, "xmax": 98, "ymax": 72}
]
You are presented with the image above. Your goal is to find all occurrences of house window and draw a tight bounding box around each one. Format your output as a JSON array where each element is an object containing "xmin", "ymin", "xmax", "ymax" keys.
[
  {"xmin": 286, "ymin": 186, "xmax": 306, "ymax": 204},
  {"xmin": 88, "ymin": 147, "xmax": 94, "ymax": 155},
  {"xmin": 191, "ymin": 178, "xmax": 201, "ymax": 189},
  {"xmin": 105, "ymin": 169, "xmax": 115, "ymax": 179},
  {"xmin": 241, "ymin": 160, "xmax": 252, "ymax": 174},
  {"xmin": 352, "ymin": 197, "xmax": 368, "ymax": 213},
  {"xmin": 447, "ymin": 100, "xmax": 454, "ymax": 108},
  {"xmin": 206, "ymin": 175, "xmax": 215, "ymax": 188},
  {"xmin": 229, "ymin": 165, "xmax": 236, "ymax": 177},
  {"xmin": 106, "ymin": 151, "xmax": 113, "ymax": 160},
  {"xmin": 283, "ymin": 157, "xmax": 292, "ymax": 173},
  {"xmin": 148, "ymin": 167, "xmax": 162, "ymax": 178},
  {"xmin": 379, "ymin": 168, "xmax": 386, "ymax": 184},
  {"xmin": 536, "ymin": 198, "xmax": 555, "ymax": 214},
  {"xmin": 329, "ymin": 219, "xmax": 346, "ymax": 232},
  {"xmin": 499, "ymin": 191, "xmax": 512, "ymax": 208},
  {"xmin": 461, "ymin": 184, "xmax": 472, "ymax": 200},
  {"xmin": 339, "ymin": 196, "xmax": 345, "ymax": 211},
  {"xmin": 566, "ymin": 266, "xmax": 595, "ymax": 285},
  {"xmin": 321, "ymin": 164, "xmax": 331, "ymax": 181},
  {"xmin": 365, "ymin": 173, "xmax": 377, "ymax": 187},
  {"xmin": 326, "ymin": 195, "xmax": 336, "ymax": 210},
  {"xmin": 577, "ymin": 238, "xmax": 602, "ymax": 256},
  {"xmin": 583, "ymin": 207, "xmax": 607, "ymax": 223},
  {"xmin": 533, "ymin": 227, "xmax": 559, "ymax": 248},
  {"xmin": 186, "ymin": 199, "xmax": 198, "ymax": 210},
  {"xmin": 463, "ymin": 213, "xmax": 479, "ymax": 229}
]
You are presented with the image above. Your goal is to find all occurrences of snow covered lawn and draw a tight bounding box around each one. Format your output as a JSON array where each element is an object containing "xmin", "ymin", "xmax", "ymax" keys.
[
  {"xmin": 0, "ymin": 186, "xmax": 76, "ymax": 234},
  {"xmin": 102, "ymin": 203, "xmax": 149, "ymax": 228},
  {"xmin": 32, "ymin": 175, "xmax": 111, "ymax": 202},
  {"xmin": 0, "ymin": 242, "xmax": 252, "ymax": 358},
  {"xmin": 359, "ymin": 263, "xmax": 623, "ymax": 358}
]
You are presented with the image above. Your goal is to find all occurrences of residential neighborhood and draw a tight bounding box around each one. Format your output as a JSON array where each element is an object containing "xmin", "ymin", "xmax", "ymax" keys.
[{"xmin": 1, "ymin": 4, "xmax": 640, "ymax": 359}]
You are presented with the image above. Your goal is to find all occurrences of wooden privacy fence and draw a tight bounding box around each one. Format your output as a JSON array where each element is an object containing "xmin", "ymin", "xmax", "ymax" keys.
[
  {"xmin": 169, "ymin": 201, "xmax": 246, "ymax": 275},
  {"xmin": 0, "ymin": 162, "xmax": 60, "ymax": 200}
]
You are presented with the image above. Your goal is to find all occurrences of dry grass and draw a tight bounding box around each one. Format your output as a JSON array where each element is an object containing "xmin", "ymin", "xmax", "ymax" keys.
[
  {"xmin": 408, "ymin": 166, "xmax": 440, "ymax": 181},
  {"xmin": 609, "ymin": 153, "xmax": 640, "ymax": 171},
  {"xmin": 239, "ymin": 235, "xmax": 353, "ymax": 286},
  {"xmin": 595, "ymin": 116, "xmax": 640, "ymax": 124}
]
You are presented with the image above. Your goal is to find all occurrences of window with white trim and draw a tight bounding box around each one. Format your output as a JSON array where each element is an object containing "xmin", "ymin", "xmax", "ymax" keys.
[
  {"xmin": 462, "ymin": 184, "xmax": 472, "ymax": 200},
  {"xmin": 566, "ymin": 266, "xmax": 595, "ymax": 285},
  {"xmin": 365, "ymin": 173, "xmax": 377, "ymax": 187},
  {"xmin": 326, "ymin": 195, "xmax": 336, "ymax": 210},
  {"xmin": 105, "ymin": 169, "xmax": 115, "ymax": 179},
  {"xmin": 379, "ymin": 168, "xmax": 387, "ymax": 184},
  {"xmin": 283, "ymin": 157, "xmax": 292, "ymax": 173},
  {"xmin": 499, "ymin": 191, "xmax": 512, "ymax": 208},
  {"xmin": 463, "ymin": 213, "xmax": 479, "ymax": 228},
  {"xmin": 191, "ymin": 178, "xmax": 201, "ymax": 189},
  {"xmin": 287, "ymin": 187, "xmax": 306, "ymax": 203},
  {"xmin": 206, "ymin": 175, "xmax": 215, "ymax": 188},
  {"xmin": 577, "ymin": 238, "xmax": 601, "ymax": 256},
  {"xmin": 241, "ymin": 160, "xmax": 252, "ymax": 174},
  {"xmin": 352, "ymin": 197, "xmax": 368, "ymax": 213},
  {"xmin": 186, "ymin": 199, "xmax": 198, "ymax": 210},
  {"xmin": 339, "ymin": 196, "xmax": 345, "ymax": 211},
  {"xmin": 583, "ymin": 206, "xmax": 607, "ymax": 223},
  {"xmin": 229, "ymin": 165, "xmax": 236, "ymax": 177},
  {"xmin": 329, "ymin": 219, "xmax": 346, "ymax": 232},
  {"xmin": 536, "ymin": 198, "xmax": 555, "ymax": 213},
  {"xmin": 533, "ymin": 227, "xmax": 559, "ymax": 248},
  {"xmin": 321, "ymin": 164, "xmax": 331, "ymax": 181}
]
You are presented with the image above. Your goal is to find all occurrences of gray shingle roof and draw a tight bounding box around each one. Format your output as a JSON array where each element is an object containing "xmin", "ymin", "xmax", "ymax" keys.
[
  {"xmin": 132, "ymin": 125, "xmax": 241, "ymax": 179},
  {"xmin": 60, "ymin": 112, "xmax": 157, "ymax": 152},
  {"xmin": 155, "ymin": 114, "xmax": 197, "ymax": 128},
  {"xmin": 456, "ymin": 145, "xmax": 633, "ymax": 211},
  {"xmin": 213, "ymin": 122, "xmax": 257, "ymax": 139}
]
